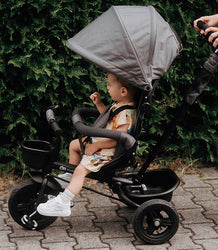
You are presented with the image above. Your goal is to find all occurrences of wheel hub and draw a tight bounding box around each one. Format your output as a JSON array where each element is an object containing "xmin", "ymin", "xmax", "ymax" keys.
[{"xmin": 153, "ymin": 218, "xmax": 161, "ymax": 227}]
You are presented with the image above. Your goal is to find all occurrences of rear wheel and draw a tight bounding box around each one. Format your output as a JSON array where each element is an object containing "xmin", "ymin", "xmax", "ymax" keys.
[
  {"xmin": 133, "ymin": 199, "xmax": 179, "ymax": 244},
  {"xmin": 8, "ymin": 179, "xmax": 58, "ymax": 230}
]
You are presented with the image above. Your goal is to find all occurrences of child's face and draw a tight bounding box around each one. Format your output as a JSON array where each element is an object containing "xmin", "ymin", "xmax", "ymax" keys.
[{"xmin": 107, "ymin": 74, "xmax": 123, "ymax": 102}]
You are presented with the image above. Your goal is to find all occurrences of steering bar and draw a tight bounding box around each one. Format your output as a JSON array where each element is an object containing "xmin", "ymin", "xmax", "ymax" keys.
[{"xmin": 72, "ymin": 108, "xmax": 136, "ymax": 151}]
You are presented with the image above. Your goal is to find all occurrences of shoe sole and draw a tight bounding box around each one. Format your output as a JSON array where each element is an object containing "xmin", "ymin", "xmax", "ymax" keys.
[{"xmin": 37, "ymin": 207, "xmax": 71, "ymax": 217}]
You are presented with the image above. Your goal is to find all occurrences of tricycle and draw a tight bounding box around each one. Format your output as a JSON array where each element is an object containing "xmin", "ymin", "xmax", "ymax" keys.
[{"xmin": 8, "ymin": 6, "xmax": 218, "ymax": 245}]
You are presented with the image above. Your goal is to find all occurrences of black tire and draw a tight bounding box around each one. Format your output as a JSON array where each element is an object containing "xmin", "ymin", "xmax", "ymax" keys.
[
  {"xmin": 133, "ymin": 199, "xmax": 179, "ymax": 244},
  {"xmin": 8, "ymin": 179, "xmax": 58, "ymax": 230}
]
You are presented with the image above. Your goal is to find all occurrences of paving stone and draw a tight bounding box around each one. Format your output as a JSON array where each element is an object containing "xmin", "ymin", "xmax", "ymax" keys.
[
  {"xmin": 83, "ymin": 192, "xmax": 118, "ymax": 208},
  {"xmin": 204, "ymin": 179, "xmax": 218, "ymax": 189},
  {"xmin": 0, "ymin": 217, "xmax": 11, "ymax": 231},
  {"xmin": 175, "ymin": 223, "xmax": 192, "ymax": 234},
  {"xmin": 91, "ymin": 207, "xmax": 125, "ymax": 223},
  {"xmin": 205, "ymin": 213, "xmax": 218, "ymax": 225},
  {"xmin": 67, "ymin": 215, "xmax": 101, "ymax": 233},
  {"xmin": 168, "ymin": 232, "xmax": 203, "ymax": 250},
  {"xmin": 0, "ymin": 208, "xmax": 8, "ymax": 219},
  {"xmin": 173, "ymin": 185, "xmax": 185, "ymax": 196},
  {"xmin": 110, "ymin": 196, "xmax": 127, "ymax": 208},
  {"xmin": 97, "ymin": 221, "xmax": 133, "ymax": 239},
  {"xmin": 103, "ymin": 237, "xmax": 136, "ymax": 250},
  {"xmin": 42, "ymin": 241, "xmax": 76, "ymax": 250},
  {"xmin": 117, "ymin": 206, "xmax": 135, "ymax": 225},
  {"xmin": 185, "ymin": 187, "xmax": 216, "ymax": 201},
  {"xmin": 1, "ymin": 168, "xmax": 218, "ymax": 249},
  {"xmin": 184, "ymin": 223, "xmax": 217, "ymax": 240},
  {"xmin": 7, "ymin": 218, "xmax": 43, "ymax": 238},
  {"xmin": 72, "ymin": 232, "xmax": 108, "ymax": 249},
  {"xmin": 135, "ymin": 243, "xmax": 170, "ymax": 250},
  {"xmin": 70, "ymin": 201, "xmax": 93, "ymax": 217},
  {"xmin": 171, "ymin": 193, "xmax": 201, "ymax": 209},
  {"xmin": 212, "ymin": 189, "xmax": 218, "ymax": 197},
  {"xmin": 73, "ymin": 192, "xmax": 88, "ymax": 202},
  {"xmin": 195, "ymin": 239, "xmax": 218, "ymax": 250},
  {"xmin": 0, "ymin": 247, "xmax": 16, "ymax": 250},
  {"xmin": 0, "ymin": 230, "xmax": 16, "ymax": 248},
  {"xmin": 41, "ymin": 225, "xmax": 74, "ymax": 244},
  {"xmin": 179, "ymin": 208, "xmax": 211, "ymax": 224},
  {"xmin": 182, "ymin": 175, "xmax": 211, "ymax": 188},
  {"xmin": 50, "ymin": 216, "xmax": 70, "ymax": 227},
  {"xmin": 195, "ymin": 200, "xmax": 218, "ymax": 214},
  {"xmin": 11, "ymin": 236, "xmax": 44, "ymax": 250},
  {"xmin": 74, "ymin": 249, "xmax": 109, "ymax": 250},
  {"xmin": 198, "ymin": 167, "xmax": 218, "ymax": 180}
]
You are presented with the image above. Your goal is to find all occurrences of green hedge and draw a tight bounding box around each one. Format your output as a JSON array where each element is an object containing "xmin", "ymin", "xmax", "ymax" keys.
[{"xmin": 0, "ymin": 0, "xmax": 217, "ymax": 173}]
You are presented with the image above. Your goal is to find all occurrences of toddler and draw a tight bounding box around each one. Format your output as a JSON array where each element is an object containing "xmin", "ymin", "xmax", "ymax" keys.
[{"xmin": 37, "ymin": 74, "xmax": 136, "ymax": 216}]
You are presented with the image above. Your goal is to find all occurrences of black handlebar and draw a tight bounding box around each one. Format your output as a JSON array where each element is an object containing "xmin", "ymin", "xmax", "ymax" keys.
[
  {"xmin": 197, "ymin": 20, "xmax": 209, "ymax": 31},
  {"xmin": 197, "ymin": 20, "xmax": 218, "ymax": 50},
  {"xmin": 46, "ymin": 108, "xmax": 63, "ymax": 136},
  {"xmin": 72, "ymin": 108, "xmax": 136, "ymax": 151}
]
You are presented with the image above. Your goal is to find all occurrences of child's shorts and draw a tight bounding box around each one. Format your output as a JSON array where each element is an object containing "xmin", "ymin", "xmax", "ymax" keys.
[{"xmin": 80, "ymin": 153, "xmax": 112, "ymax": 172}]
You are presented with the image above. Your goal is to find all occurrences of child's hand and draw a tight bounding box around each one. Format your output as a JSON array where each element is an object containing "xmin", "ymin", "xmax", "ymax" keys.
[
  {"xmin": 85, "ymin": 143, "xmax": 99, "ymax": 155},
  {"xmin": 90, "ymin": 92, "xmax": 102, "ymax": 105}
]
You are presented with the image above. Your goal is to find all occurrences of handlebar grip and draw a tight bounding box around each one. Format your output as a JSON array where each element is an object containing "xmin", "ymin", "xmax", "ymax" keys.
[
  {"xmin": 50, "ymin": 120, "xmax": 63, "ymax": 136},
  {"xmin": 46, "ymin": 109, "xmax": 63, "ymax": 135},
  {"xmin": 197, "ymin": 21, "xmax": 217, "ymax": 50},
  {"xmin": 197, "ymin": 21, "xmax": 215, "ymax": 41},
  {"xmin": 197, "ymin": 20, "xmax": 209, "ymax": 31}
]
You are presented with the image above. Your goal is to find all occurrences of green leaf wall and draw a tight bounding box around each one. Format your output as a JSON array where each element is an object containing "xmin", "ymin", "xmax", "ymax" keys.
[{"xmin": 0, "ymin": 0, "xmax": 217, "ymax": 173}]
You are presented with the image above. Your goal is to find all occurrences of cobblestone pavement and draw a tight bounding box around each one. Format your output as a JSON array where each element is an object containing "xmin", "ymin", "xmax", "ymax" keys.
[{"xmin": 0, "ymin": 167, "xmax": 217, "ymax": 250}]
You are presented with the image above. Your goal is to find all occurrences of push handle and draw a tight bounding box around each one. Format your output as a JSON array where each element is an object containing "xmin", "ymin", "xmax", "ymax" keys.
[
  {"xmin": 46, "ymin": 107, "xmax": 63, "ymax": 136},
  {"xmin": 197, "ymin": 21, "xmax": 217, "ymax": 50},
  {"xmin": 197, "ymin": 21, "xmax": 213, "ymax": 38}
]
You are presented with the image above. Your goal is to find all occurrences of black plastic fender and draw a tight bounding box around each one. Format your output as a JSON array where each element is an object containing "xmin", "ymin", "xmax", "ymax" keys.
[{"xmin": 28, "ymin": 171, "xmax": 62, "ymax": 192}]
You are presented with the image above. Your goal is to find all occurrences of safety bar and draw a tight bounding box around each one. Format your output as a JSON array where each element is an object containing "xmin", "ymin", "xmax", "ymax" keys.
[{"xmin": 72, "ymin": 108, "xmax": 136, "ymax": 151}]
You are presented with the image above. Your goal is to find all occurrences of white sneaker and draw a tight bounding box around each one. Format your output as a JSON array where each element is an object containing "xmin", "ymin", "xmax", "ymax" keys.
[
  {"xmin": 55, "ymin": 172, "xmax": 72, "ymax": 189},
  {"xmin": 37, "ymin": 194, "xmax": 71, "ymax": 217},
  {"xmin": 48, "ymin": 194, "xmax": 74, "ymax": 208}
]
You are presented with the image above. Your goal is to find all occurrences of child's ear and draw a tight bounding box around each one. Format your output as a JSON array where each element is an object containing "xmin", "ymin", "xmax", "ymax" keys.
[{"xmin": 121, "ymin": 87, "xmax": 128, "ymax": 96}]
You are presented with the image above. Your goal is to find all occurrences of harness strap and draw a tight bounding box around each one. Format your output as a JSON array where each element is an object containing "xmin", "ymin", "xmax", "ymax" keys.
[
  {"xmin": 93, "ymin": 104, "xmax": 136, "ymax": 129},
  {"xmin": 108, "ymin": 105, "xmax": 136, "ymax": 121},
  {"xmin": 80, "ymin": 105, "xmax": 136, "ymax": 154}
]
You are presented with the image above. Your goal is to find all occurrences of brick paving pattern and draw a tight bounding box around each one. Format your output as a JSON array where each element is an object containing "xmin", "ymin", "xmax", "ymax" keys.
[{"xmin": 0, "ymin": 167, "xmax": 217, "ymax": 249}]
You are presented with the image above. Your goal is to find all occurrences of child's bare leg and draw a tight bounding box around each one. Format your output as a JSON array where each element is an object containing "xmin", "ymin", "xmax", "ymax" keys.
[
  {"xmin": 66, "ymin": 163, "xmax": 91, "ymax": 195},
  {"xmin": 37, "ymin": 163, "xmax": 90, "ymax": 217},
  {"xmin": 69, "ymin": 139, "xmax": 82, "ymax": 165}
]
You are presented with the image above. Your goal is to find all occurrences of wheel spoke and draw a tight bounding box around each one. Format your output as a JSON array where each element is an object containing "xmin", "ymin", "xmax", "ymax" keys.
[
  {"xmin": 147, "ymin": 207, "xmax": 159, "ymax": 220},
  {"xmin": 161, "ymin": 218, "xmax": 173, "ymax": 227},
  {"xmin": 146, "ymin": 224, "xmax": 156, "ymax": 235}
]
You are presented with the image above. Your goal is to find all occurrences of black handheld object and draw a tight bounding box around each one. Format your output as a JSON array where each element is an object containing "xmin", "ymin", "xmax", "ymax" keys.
[
  {"xmin": 197, "ymin": 20, "xmax": 217, "ymax": 50},
  {"xmin": 46, "ymin": 108, "xmax": 63, "ymax": 136},
  {"xmin": 197, "ymin": 21, "xmax": 213, "ymax": 38}
]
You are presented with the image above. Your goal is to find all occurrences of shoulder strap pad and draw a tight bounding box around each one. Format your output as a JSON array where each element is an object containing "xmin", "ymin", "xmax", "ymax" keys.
[{"xmin": 109, "ymin": 105, "xmax": 136, "ymax": 121}]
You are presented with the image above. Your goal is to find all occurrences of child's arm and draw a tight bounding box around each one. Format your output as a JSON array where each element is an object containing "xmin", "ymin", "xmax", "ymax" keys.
[
  {"xmin": 90, "ymin": 92, "xmax": 105, "ymax": 113},
  {"xmin": 85, "ymin": 124, "xmax": 129, "ymax": 155}
]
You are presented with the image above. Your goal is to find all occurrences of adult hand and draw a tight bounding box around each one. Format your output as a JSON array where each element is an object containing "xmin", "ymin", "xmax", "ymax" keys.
[
  {"xmin": 194, "ymin": 14, "xmax": 218, "ymax": 33},
  {"xmin": 205, "ymin": 27, "xmax": 218, "ymax": 48}
]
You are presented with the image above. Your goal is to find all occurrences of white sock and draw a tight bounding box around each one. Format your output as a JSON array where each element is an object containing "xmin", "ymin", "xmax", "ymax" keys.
[{"xmin": 60, "ymin": 188, "xmax": 75, "ymax": 203}]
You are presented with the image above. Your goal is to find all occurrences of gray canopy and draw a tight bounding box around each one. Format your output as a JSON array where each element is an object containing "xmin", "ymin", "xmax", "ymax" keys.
[{"xmin": 66, "ymin": 5, "xmax": 182, "ymax": 91}]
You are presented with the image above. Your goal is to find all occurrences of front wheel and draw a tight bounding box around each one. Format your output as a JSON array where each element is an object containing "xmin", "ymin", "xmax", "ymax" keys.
[
  {"xmin": 8, "ymin": 179, "xmax": 58, "ymax": 230},
  {"xmin": 133, "ymin": 199, "xmax": 179, "ymax": 244}
]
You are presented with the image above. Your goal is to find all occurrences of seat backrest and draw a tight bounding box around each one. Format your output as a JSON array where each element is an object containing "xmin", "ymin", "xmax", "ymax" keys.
[{"xmin": 131, "ymin": 80, "xmax": 158, "ymax": 139}]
